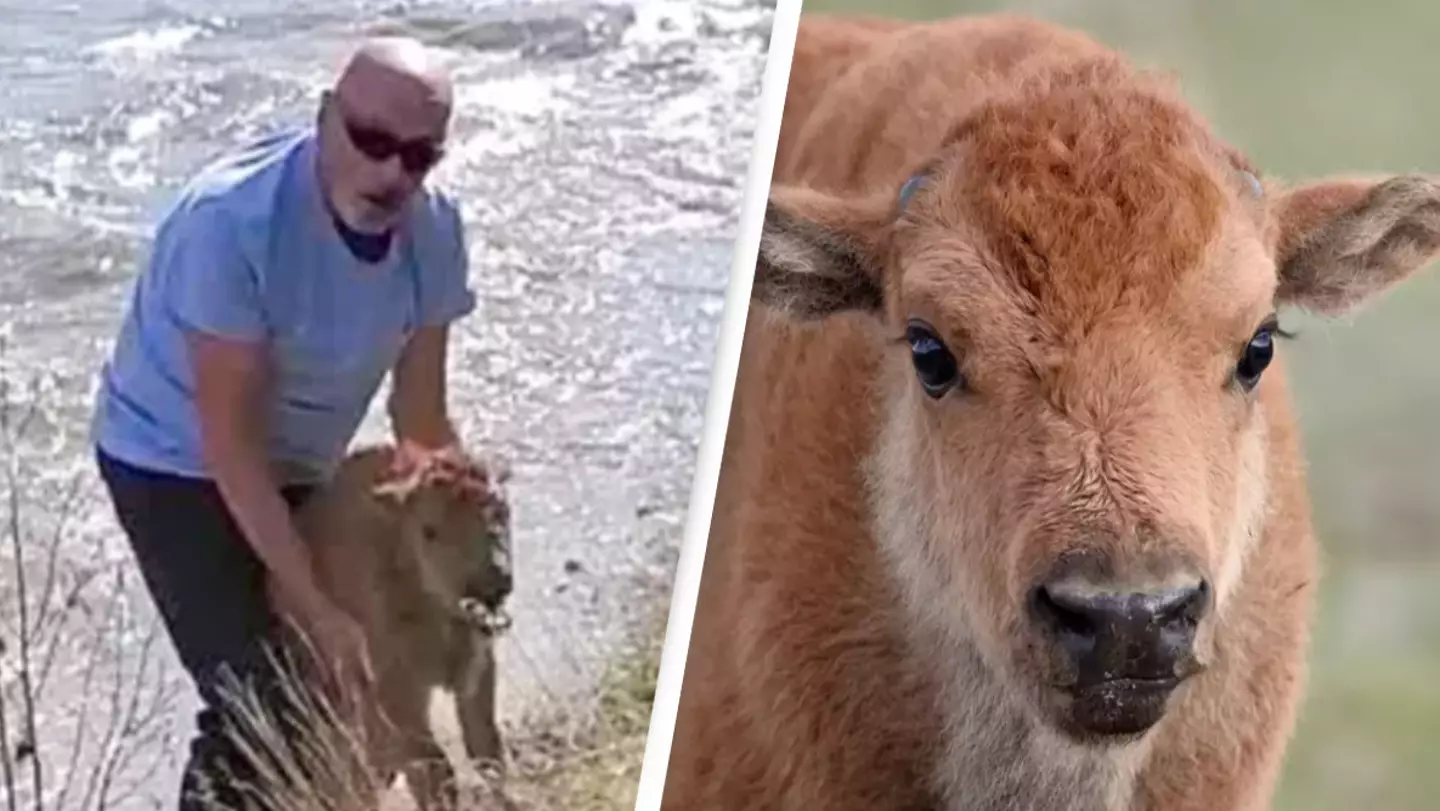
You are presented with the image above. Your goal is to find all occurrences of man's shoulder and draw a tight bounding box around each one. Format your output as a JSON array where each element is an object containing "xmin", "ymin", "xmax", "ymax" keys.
[
  {"xmin": 406, "ymin": 181, "xmax": 468, "ymax": 251},
  {"xmin": 415, "ymin": 180, "xmax": 465, "ymax": 231},
  {"xmin": 164, "ymin": 127, "xmax": 313, "ymax": 232}
]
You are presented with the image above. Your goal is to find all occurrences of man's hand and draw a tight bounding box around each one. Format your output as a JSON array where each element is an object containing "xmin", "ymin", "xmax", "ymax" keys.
[
  {"xmin": 393, "ymin": 434, "xmax": 461, "ymax": 471},
  {"xmin": 300, "ymin": 591, "xmax": 377, "ymax": 691}
]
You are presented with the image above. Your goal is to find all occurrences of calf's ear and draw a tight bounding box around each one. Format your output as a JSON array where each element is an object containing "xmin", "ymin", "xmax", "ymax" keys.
[
  {"xmin": 753, "ymin": 185, "xmax": 894, "ymax": 321},
  {"xmin": 1271, "ymin": 174, "xmax": 1440, "ymax": 316}
]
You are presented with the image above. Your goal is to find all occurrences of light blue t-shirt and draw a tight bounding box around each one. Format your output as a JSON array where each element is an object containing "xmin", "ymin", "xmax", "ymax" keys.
[{"xmin": 91, "ymin": 126, "xmax": 476, "ymax": 484}]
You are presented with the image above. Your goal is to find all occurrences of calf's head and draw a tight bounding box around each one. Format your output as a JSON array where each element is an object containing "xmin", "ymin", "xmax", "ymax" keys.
[
  {"xmin": 757, "ymin": 63, "xmax": 1440, "ymax": 743},
  {"xmin": 371, "ymin": 446, "xmax": 515, "ymax": 617}
]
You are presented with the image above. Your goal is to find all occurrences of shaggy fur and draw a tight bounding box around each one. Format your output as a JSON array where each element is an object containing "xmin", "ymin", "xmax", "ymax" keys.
[
  {"xmin": 662, "ymin": 13, "xmax": 1440, "ymax": 811},
  {"xmin": 273, "ymin": 442, "xmax": 515, "ymax": 811}
]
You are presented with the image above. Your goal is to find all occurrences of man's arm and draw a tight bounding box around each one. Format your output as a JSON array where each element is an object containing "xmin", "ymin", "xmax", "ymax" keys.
[
  {"xmin": 188, "ymin": 331, "xmax": 333, "ymax": 619},
  {"xmin": 189, "ymin": 330, "xmax": 373, "ymax": 682},
  {"xmin": 392, "ymin": 195, "xmax": 474, "ymax": 452},
  {"xmin": 388, "ymin": 323, "xmax": 460, "ymax": 451},
  {"xmin": 160, "ymin": 203, "xmax": 343, "ymax": 627}
]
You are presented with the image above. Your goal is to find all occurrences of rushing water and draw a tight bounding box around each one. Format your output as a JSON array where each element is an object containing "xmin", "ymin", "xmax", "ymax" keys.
[{"xmin": 0, "ymin": 0, "xmax": 772, "ymax": 805}]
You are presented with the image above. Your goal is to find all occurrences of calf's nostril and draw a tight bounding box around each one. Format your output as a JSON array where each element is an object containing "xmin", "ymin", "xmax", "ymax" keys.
[
  {"xmin": 1153, "ymin": 579, "xmax": 1211, "ymax": 627},
  {"xmin": 1035, "ymin": 585, "xmax": 1091, "ymax": 632},
  {"xmin": 1032, "ymin": 584, "xmax": 1105, "ymax": 656}
]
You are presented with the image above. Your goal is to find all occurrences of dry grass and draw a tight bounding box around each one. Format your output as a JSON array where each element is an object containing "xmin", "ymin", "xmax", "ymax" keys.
[
  {"xmin": 190, "ymin": 612, "xmax": 662, "ymax": 811},
  {"xmin": 198, "ymin": 645, "xmax": 399, "ymax": 811},
  {"xmin": 502, "ymin": 623, "xmax": 659, "ymax": 811}
]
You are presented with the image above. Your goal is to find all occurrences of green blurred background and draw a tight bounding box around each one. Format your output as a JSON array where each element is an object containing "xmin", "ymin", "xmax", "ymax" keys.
[{"xmin": 792, "ymin": 0, "xmax": 1440, "ymax": 808}]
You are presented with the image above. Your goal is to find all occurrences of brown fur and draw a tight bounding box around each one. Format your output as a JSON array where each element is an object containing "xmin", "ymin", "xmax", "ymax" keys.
[
  {"xmin": 663, "ymin": 13, "xmax": 1440, "ymax": 811},
  {"xmin": 273, "ymin": 442, "xmax": 515, "ymax": 811}
]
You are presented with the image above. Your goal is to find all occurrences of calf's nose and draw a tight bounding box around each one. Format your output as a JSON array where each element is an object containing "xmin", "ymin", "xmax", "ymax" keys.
[
  {"xmin": 1031, "ymin": 575, "xmax": 1210, "ymax": 684},
  {"xmin": 466, "ymin": 569, "xmax": 513, "ymax": 610}
]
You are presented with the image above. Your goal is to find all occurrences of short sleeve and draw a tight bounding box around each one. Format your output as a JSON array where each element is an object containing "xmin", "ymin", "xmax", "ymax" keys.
[
  {"xmin": 160, "ymin": 203, "xmax": 267, "ymax": 342},
  {"xmin": 417, "ymin": 194, "xmax": 477, "ymax": 328}
]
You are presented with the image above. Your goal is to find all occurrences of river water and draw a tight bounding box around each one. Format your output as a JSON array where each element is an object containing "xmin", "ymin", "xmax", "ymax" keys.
[{"xmin": 0, "ymin": 0, "xmax": 772, "ymax": 806}]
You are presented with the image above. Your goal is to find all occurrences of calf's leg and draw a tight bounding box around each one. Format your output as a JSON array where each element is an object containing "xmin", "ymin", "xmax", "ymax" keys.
[
  {"xmin": 456, "ymin": 639, "xmax": 504, "ymax": 769},
  {"xmin": 401, "ymin": 734, "xmax": 460, "ymax": 811},
  {"xmin": 453, "ymin": 637, "xmax": 515, "ymax": 808},
  {"xmin": 382, "ymin": 679, "xmax": 461, "ymax": 811}
]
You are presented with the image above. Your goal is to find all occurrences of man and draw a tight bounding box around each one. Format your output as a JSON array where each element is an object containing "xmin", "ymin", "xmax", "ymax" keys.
[{"xmin": 89, "ymin": 37, "xmax": 473, "ymax": 809}]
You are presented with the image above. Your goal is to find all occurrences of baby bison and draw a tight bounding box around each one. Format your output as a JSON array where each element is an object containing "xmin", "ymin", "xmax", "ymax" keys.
[{"xmin": 278, "ymin": 442, "xmax": 516, "ymax": 811}]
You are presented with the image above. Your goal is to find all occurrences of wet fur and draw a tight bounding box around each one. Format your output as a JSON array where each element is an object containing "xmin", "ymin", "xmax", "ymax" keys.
[{"xmin": 663, "ymin": 13, "xmax": 1440, "ymax": 811}]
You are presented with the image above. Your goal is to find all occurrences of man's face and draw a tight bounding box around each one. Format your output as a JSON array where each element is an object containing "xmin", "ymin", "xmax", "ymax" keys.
[{"xmin": 318, "ymin": 80, "xmax": 449, "ymax": 234}]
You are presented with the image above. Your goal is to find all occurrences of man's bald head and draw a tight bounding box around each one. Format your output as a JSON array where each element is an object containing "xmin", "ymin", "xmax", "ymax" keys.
[
  {"xmin": 333, "ymin": 37, "xmax": 454, "ymax": 115},
  {"xmin": 316, "ymin": 37, "xmax": 456, "ymax": 234}
]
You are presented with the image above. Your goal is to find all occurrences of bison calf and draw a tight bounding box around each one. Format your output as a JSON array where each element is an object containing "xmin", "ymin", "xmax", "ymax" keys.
[
  {"xmin": 273, "ymin": 442, "xmax": 516, "ymax": 811},
  {"xmin": 663, "ymin": 12, "xmax": 1440, "ymax": 811}
]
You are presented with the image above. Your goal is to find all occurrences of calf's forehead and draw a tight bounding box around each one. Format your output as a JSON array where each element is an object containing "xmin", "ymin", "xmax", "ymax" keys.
[
  {"xmin": 896, "ymin": 214, "xmax": 1278, "ymax": 353},
  {"xmin": 897, "ymin": 85, "xmax": 1277, "ymax": 346}
]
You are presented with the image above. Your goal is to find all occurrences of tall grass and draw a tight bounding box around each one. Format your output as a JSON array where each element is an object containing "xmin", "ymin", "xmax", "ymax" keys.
[
  {"xmin": 193, "ymin": 636, "xmax": 512, "ymax": 811},
  {"xmin": 191, "ymin": 616, "xmax": 660, "ymax": 811}
]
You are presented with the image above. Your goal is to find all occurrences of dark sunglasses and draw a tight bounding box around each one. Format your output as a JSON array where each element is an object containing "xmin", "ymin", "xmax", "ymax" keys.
[{"xmin": 341, "ymin": 116, "xmax": 445, "ymax": 175}]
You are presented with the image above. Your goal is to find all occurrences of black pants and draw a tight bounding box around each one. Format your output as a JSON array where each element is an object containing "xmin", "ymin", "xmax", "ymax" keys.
[{"xmin": 95, "ymin": 447, "xmax": 317, "ymax": 811}]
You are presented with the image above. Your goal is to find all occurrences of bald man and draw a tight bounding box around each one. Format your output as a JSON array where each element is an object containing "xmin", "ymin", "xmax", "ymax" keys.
[{"xmin": 89, "ymin": 38, "xmax": 478, "ymax": 809}]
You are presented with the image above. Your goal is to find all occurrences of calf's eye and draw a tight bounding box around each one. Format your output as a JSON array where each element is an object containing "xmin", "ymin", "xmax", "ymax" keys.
[
  {"xmin": 905, "ymin": 320, "xmax": 962, "ymax": 398},
  {"xmin": 1235, "ymin": 318, "xmax": 1278, "ymax": 392}
]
